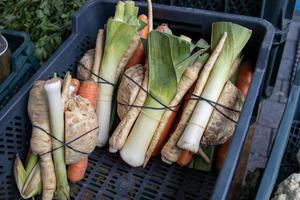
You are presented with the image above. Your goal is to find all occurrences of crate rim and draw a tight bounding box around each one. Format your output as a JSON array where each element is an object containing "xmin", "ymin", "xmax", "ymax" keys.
[{"xmin": 0, "ymin": 1, "xmax": 275, "ymax": 199}]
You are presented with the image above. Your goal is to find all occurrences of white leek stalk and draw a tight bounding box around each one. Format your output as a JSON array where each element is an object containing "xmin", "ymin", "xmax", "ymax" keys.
[
  {"xmin": 44, "ymin": 78, "xmax": 69, "ymax": 200},
  {"xmin": 97, "ymin": 1, "xmax": 141, "ymax": 147},
  {"xmin": 120, "ymin": 31, "xmax": 191, "ymax": 166},
  {"xmin": 177, "ymin": 22, "xmax": 252, "ymax": 153}
]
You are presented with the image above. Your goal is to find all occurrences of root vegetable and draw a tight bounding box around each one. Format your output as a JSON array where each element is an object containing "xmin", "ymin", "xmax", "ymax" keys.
[
  {"xmin": 64, "ymin": 95, "xmax": 98, "ymax": 164},
  {"xmin": 78, "ymin": 81, "xmax": 98, "ymax": 108},
  {"xmin": 28, "ymin": 80, "xmax": 56, "ymax": 200},
  {"xmin": 77, "ymin": 49, "xmax": 95, "ymax": 81},
  {"xmin": 92, "ymin": 29, "xmax": 104, "ymax": 82},
  {"xmin": 71, "ymin": 79, "xmax": 80, "ymax": 95},
  {"xmin": 176, "ymin": 150, "xmax": 193, "ymax": 167},
  {"xmin": 109, "ymin": 66, "xmax": 148, "ymax": 153},
  {"xmin": 117, "ymin": 64, "xmax": 145, "ymax": 119},
  {"xmin": 125, "ymin": 15, "xmax": 149, "ymax": 68},
  {"xmin": 67, "ymin": 158, "xmax": 88, "ymax": 183},
  {"xmin": 201, "ymin": 81, "xmax": 244, "ymax": 146},
  {"xmin": 236, "ymin": 60, "xmax": 254, "ymax": 96}
]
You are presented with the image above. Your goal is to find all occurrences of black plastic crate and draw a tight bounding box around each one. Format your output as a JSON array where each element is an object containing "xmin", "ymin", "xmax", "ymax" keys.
[
  {"xmin": 0, "ymin": 0, "xmax": 274, "ymax": 199},
  {"xmin": 136, "ymin": 0, "xmax": 264, "ymax": 17},
  {"xmin": 256, "ymin": 62, "xmax": 300, "ymax": 199}
]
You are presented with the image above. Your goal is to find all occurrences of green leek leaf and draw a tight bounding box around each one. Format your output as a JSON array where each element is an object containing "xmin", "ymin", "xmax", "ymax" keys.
[{"xmin": 148, "ymin": 31, "xmax": 177, "ymax": 105}]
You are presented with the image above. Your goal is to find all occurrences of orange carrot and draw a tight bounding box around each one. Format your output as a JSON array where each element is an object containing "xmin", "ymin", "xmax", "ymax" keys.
[
  {"xmin": 71, "ymin": 79, "xmax": 80, "ymax": 95},
  {"xmin": 215, "ymin": 60, "xmax": 253, "ymax": 170},
  {"xmin": 67, "ymin": 80, "xmax": 97, "ymax": 182},
  {"xmin": 215, "ymin": 139, "xmax": 231, "ymax": 171},
  {"xmin": 177, "ymin": 150, "xmax": 193, "ymax": 167},
  {"xmin": 67, "ymin": 158, "xmax": 88, "ymax": 183},
  {"xmin": 152, "ymin": 107, "xmax": 179, "ymax": 156},
  {"xmin": 175, "ymin": 84, "xmax": 196, "ymax": 166},
  {"xmin": 125, "ymin": 15, "xmax": 149, "ymax": 69},
  {"xmin": 78, "ymin": 81, "xmax": 98, "ymax": 108},
  {"xmin": 155, "ymin": 23, "xmax": 168, "ymax": 32},
  {"xmin": 236, "ymin": 60, "xmax": 253, "ymax": 97}
]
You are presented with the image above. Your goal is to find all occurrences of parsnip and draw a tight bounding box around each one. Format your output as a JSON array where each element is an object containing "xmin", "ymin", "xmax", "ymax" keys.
[
  {"xmin": 109, "ymin": 67, "xmax": 148, "ymax": 153},
  {"xmin": 77, "ymin": 49, "xmax": 95, "ymax": 81},
  {"xmin": 28, "ymin": 81, "xmax": 56, "ymax": 200},
  {"xmin": 117, "ymin": 64, "xmax": 145, "ymax": 119}
]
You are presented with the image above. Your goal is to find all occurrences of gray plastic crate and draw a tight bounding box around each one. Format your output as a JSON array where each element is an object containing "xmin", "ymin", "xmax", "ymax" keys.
[{"xmin": 256, "ymin": 62, "xmax": 300, "ymax": 199}]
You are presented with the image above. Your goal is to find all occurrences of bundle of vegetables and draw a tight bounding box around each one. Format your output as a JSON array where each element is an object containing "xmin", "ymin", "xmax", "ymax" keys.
[
  {"xmin": 13, "ymin": 2, "xmax": 257, "ymax": 198},
  {"xmin": 96, "ymin": 1, "xmax": 146, "ymax": 147},
  {"xmin": 88, "ymin": 0, "xmax": 252, "ymax": 169},
  {"xmin": 14, "ymin": 72, "xmax": 99, "ymax": 199}
]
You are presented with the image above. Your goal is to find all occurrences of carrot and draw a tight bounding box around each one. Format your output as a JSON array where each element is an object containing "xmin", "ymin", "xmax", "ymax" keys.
[
  {"xmin": 67, "ymin": 158, "xmax": 88, "ymax": 183},
  {"xmin": 236, "ymin": 60, "xmax": 253, "ymax": 97},
  {"xmin": 78, "ymin": 81, "xmax": 98, "ymax": 108},
  {"xmin": 155, "ymin": 23, "xmax": 168, "ymax": 32},
  {"xmin": 215, "ymin": 60, "xmax": 253, "ymax": 170},
  {"xmin": 215, "ymin": 139, "xmax": 231, "ymax": 171},
  {"xmin": 151, "ymin": 109, "xmax": 178, "ymax": 156},
  {"xmin": 177, "ymin": 150, "xmax": 193, "ymax": 167},
  {"xmin": 125, "ymin": 15, "xmax": 149, "ymax": 69},
  {"xmin": 175, "ymin": 84, "xmax": 196, "ymax": 166},
  {"xmin": 67, "ymin": 80, "xmax": 98, "ymax": 182},
  {"xmin": 153, "ymin": 82, "xmax": 194, "ymax": 157}
]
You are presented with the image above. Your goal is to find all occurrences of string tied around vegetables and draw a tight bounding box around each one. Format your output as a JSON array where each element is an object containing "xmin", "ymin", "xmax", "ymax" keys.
[
  {"xmin": 31, "ymin": 125, "xmax": 99, "ymax": 157},
  {"xmin": 189, "ymin": 94, "xmax": 241, "ymax": 124},
  {"xmin": 77, "ymin": 62, "xmax": 115, "ymax": 86}
]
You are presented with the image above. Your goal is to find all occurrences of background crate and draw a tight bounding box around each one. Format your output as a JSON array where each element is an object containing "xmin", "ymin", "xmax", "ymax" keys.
[
  {"xmin": 0, "ymin": 30, "xmax": 40, "ymax": 110},
  {"xmin": 256, "ymin": 62, "xmax": 300, "ymax": 199},
  {"xmin": 0, "ymin": 0, "xmax": 274, "ymax": 199}
]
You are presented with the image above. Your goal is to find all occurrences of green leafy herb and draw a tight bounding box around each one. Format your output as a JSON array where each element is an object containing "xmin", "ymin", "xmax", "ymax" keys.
[{"xmin": 0, "ymin": 0, "xmax": 86, "ymax": 63}]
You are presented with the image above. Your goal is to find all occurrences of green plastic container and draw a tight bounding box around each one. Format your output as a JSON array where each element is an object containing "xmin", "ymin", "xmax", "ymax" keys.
[{"xmin": 0, "ymin": 29, "xmax": 40, "ymax": 109}]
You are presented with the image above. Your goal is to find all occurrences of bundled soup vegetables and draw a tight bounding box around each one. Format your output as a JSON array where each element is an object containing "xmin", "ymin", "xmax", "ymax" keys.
[
  {"xmin": 14, "ymin": 0, "xmax": 255, "ymax": 198},
  {"xmin": 108, "ymin": 1, "xmax": 251, "ymax": 167}
]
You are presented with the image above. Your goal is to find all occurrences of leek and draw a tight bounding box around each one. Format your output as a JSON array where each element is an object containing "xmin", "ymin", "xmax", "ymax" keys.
[
  {"xmin": 97, "ymin": 1, "xmax": 142, "ymax": 147},
  {"xmin": 14, "ymin": 153, "xmax": 41, "ymax": 199},
  {"xmin": 120, "ymin": 30, "xmax": 192, "ymax": 167},
  {"xmin": 44, "ymin": 78, "xmax": 69, "ymax": 200},
  {"xmin": 177, "ymin": 22, "xmax": 252, "ymax": 153}
]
